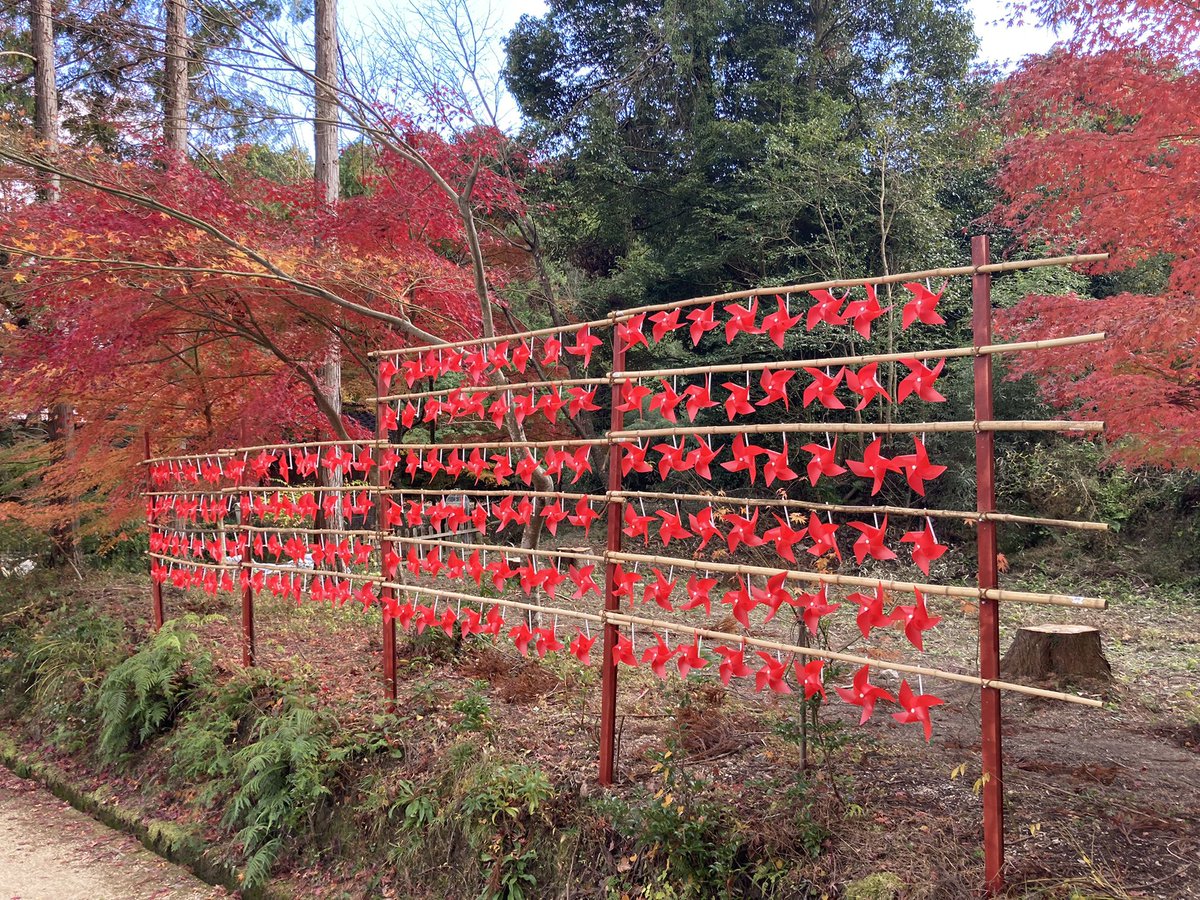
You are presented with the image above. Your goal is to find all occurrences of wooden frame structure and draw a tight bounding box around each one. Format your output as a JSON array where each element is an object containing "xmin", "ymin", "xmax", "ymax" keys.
[{"xmin": 142, "ymin": 240, "xmax": 1110, "ymax": 894}]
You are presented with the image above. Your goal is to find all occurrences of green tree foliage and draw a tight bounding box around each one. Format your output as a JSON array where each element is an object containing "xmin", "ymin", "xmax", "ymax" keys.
[{"xmin": 506, "ymin": 0, "xmax": 984, "ymax": 309}]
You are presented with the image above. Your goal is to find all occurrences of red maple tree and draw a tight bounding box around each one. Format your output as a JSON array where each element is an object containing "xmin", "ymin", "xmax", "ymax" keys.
[{"xmin": 991, "ymin": 2, "xmax": 1199, "ymax": 468}]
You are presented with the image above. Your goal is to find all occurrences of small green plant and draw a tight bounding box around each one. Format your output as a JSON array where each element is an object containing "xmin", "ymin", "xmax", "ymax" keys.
[
  {"xmin": 453, "ymin": 680, "xmax": 493, "ymax": 734},
  {"xmin": 223, "ymin": 700, "xmax": 337, "ymax": 889},
  {"xmin": 95, "ymin": 616, "xmax": 216, "ymax": 762},
  {"xmin": 389, "ymin": 779, "xmax": 436, "ymax": 831}
]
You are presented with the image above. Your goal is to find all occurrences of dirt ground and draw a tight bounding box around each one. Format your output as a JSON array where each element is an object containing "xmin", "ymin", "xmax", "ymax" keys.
[{"xmin": 0, "ymin": 766, "xmax": 227, "ymax": 900}]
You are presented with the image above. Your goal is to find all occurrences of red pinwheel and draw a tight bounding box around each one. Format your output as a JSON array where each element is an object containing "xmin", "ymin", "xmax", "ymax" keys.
[
  {"xmin": 845, "ymin": 362, "xmax": 891, "ymax": 409},
  {"xmin": 565, "ymin": 444, "xmax": 595, "ymax": 484},
  {"xmin": 754, "ymin": 652, "xmax": 793, "ymax": 694},
  {"xmin": 459, "ymin": 608, "xmax": 483, "ymax": 638},
  {"xmin": 892, "ymin": 680, "xmax": 945, "ymax": 740},
  {"xmin": 681, "ymin": 575, "xmax": 718, "ymax": 614},
  {"xmin": 490, "ymin": 452, "xmax": 514, "ymax": 482},
  {"xmin": 648, "ymin": 380, "xmax": 685, "ymax": 423},
  {"xmin": 402, "ymin": 450, "xmax": 420, "ymax": 480},
  {"xmin": 515, "ymin": 452, "xmax": 539, "ymax": 485},
  {"xmin": 901, "ymin": 282, "xmax": 946, "ymax": 330},
  {"xmin": 652, "ymin": 441, "xmax": 689, "ymax": 480},
  {"xmin": 721, "ymin": 380, "xmax": 755, "ymax": 420},
  {"xmin": 794, "ymin": 659, "xmax": 827, "ymax": 701},
  {"xmin": 687, "ymin": 507, "xmax": 725, "ymax": 550},
  {"xmin": 723, "ymin": 508, "xmax": 765, "ymax": 552},
  {"xmin": 724, "ymin": 582, "xmax": 758, "ymax": 628},
  {"xmin": 755, "ymin": 572, "xmax": 795, "ymax": 624},
  {"xmin": 897, "ymin": 358, "xmax": 946, "ymax": 403},
  {"xmin": 842, "ymin": 283, "xmax": 891, "ymax": 339},
  {"xmin": 511, "ymin": 341, "xmax": 531, "ymax": 373},
  {"xmin": 836, "ymin": 665, "xmax": 897, "ymax": 724},
  {"xmin": 569, "ymin": 630, "xmax": 597, "ymax": 665},
  {"xmin": 509, "ymin": 623, "xmax": 535, "ymax": 656},
  {"xmin": 641, "ymin": 568, "xmax": 676, "ymax": 611},
  {"xmin": 762, "ymin": 295, "xmax": 803, "ymax": 347},
  {"xmin": 798, "ymin": 585, "xmax": 840, "ymax": 634},
  {"xmin": 514, "ymin": 392, "xmax": 538, "ymax": 426},
  {"xmin": 685, "ymin": 304, "xmax": 720, "ymax": 345},
  {"xmin": 540, "ymin": 335, "xmax": 563, "ymax": 367},
  {"xmin": 568, "ymin": 328, "xmax": 602, "ymax": 368},
  {"xmin": 540, "ymin": 501, "xmax": 569, "ymax": 535},
  {"xmin": 641, "ymin": 633, "xmax": 678, "ymax": 678},
  {"xmin": 621, "ymin": 441, "xmax": 653, "ymax": 477},
  {"xmin": 715, "ymin": 645, "xmax": 752, "ymax": 684},
  {"xmin": 623, "ymin": 504, "xmax": 655, "ymax": 543},
  {"xmin": 763, "ymin": 514, "xmax": 807, "ymax": 562},
  {"xmin": 899, "ymin": 521, "xmax": 948, "ymax": 575},
  {"xmin": 892, "ymin": 588, "xmax": 942, "ymax": 650},
  {"xmin": 611, "ymin": 566, "xmax": 643, "ymax": 603},
  {"xmin": 616, "ymin": 313, "xmax": 649, "ymax": 349},
  {"xmin": 757, "ymin": 368, "xmax": 796, "ymax": 410},
  {"xmin": 846, "ymin": 437, "xmax": 899, "ymax": 496},
  {"xmin": 723, "ymin": 298, "xmax": 760, "ymax": 343},
  {"xmin": 675, "ymin": 640, "xmax": 708, "ymax": 678},
  {"xmin": 568, "ymin": 498, "xmax": 600, "ymax": 534},
  {"xmin": 466, "ymin": 550, "xmax": 485, "ymax": 585},
  {"xmin": 482, "ymin": 608, "xmax": 505, "ymax": 638},
  {"xmin": 378, "ymin": 357, "xmax": 400, "ymax": 391},
  {"xmin": 685, "ymin": 437, "xmax": 722, "ymax": 480},
  {"xmin": 682, "ymin": 383, "xmax": 717, "ymax": 421},
  {"xmin": 761, "ymin": 444, "xmax": 798, "ymax": 486},
  {"xmin": 892, "ymin": 437, "xmax": 946, "ymax": 496},
  {"xmin": 249, "ymin": 450, "xmax": 276, "ymax": 480},
  {"xmin": 849, "ymin": 583, "xmax": 897, "ymax": 639},
  {"xmin": 617, "ymin": 380, "xmax": 652, "ymax": 414},
  {"xmin": 567, "ymin": 385, "xmax": 601, "ymax": 418},
  {"xmin": 613, "ymin": 633, "xmax": 639, "ymax": 667},
  {"xmin": 657, "ymin": 510, "xmax": 694, "ymax": 545},
  {"xmin": 806, "ymin": 289, "xmax": 847, "ymax": 329},
  {"xmin": 534, "ymin": 626, "xmax": 563, "ymax": 658},
  {"xmin": 849, "ymin": 517, "xmax": 898, "ymax": 563},
  {"xmin": 650, "ymin": 308, "xmax": 685, "ymax": 343},
  {"xmin": 720, "ymin": 434, "xmax": 767, "ymax": 483},
  {"xmin": 801, "ymin": 438, "xmax": 847, "ymax": 486},
  {"xmin": 540, "ymin": 388, "xmax": 567, "ymax": 423},
  {"xmin": 802, "ymin": 367, "xmax": 845, "ymax": 409},
  {"xmin": 569, "ymin": 564, "xmax": 601, "ymax": 600},
  {"xmin": 806, "ymin": 513, "xmax": 841, "ymax": 561}
]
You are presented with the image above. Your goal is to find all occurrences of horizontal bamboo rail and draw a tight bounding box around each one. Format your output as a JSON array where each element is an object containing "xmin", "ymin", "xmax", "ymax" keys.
[
  {"xmin": 610, "ymin": 420, "xmax": 1104, "ymax": 440},
  {"xmin": 605, "ymin": 611, "xmax": 1102, "ymax": 707},
  {"xmin": 379, "ymin": 487, "xmax": 604, "ymax": 501},
  {"xmin": 244, "ymin": 562, "xmax": 378, "ymax": 582},
  {"xmin": 612, "ymin": 333, "xmax": 1106, "ymax": 381},
  {"xmin": 372, "ymin": 376, "xmax": 609, "ymax": 404},
  {"xmin": 611, "ymin": 490, "xmax": 1109, "ymax": 532},
  {"xmin": 607, "ymin": 550, "xmax": 1106, "ymax": 610},
  {"xmin": 141, "ymin": 450, "xmax": 232, "ymax": 465},
  {"xmin": 244, "ymin": 525, "xmax": 383, "ymax": 538},
  {"xmin": 148, "ymin": 553, "xmax": 229, "ymax": 570},
  {"xmin": 381, "ymin": 582, "xmax": 606, "ymax": 625},
  {"xmin": 219, "ymin": 439, "xmax": 374, "ymax": 454},
  {"xmin": 396, "ymin": 535, "xmax": 607, "ymax": 565},
  {"xmin": 609, "ymin": 253, "xmax": 1111, "ymax": 322},
  {"xmin": 143, "ymin": 490, "xmax": 227, "ymax": 497},
  {"xmin": 370, "ymin": 320, "xmax": 613, "ymax": 358}
]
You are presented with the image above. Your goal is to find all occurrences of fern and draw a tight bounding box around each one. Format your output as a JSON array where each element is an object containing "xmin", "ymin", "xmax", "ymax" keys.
[{"xmin": 95, "ymin": 616, "xmax": 216, "ymax": 762}]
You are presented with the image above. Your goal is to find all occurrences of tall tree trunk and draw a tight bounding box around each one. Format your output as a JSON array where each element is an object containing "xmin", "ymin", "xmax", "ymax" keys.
[
  {"xmin": 314, "ymin": 0, "xmax": 343, "ymax": 533},
  {"xmin": 31, "ymin": 0, "xmax": 58, "ymax": 201},
  {"xmin": 32, "ymin": 0, "xmax": 76, "ymax": 568},
  {"xmin": 163, "ymin": 0, "xmax": 189, "ymax": 156}
]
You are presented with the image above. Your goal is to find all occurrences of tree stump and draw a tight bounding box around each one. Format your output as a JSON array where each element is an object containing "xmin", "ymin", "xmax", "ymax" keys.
[{"xmin": 1001, "ymin": 624, "xmax": 1111, "ymax": 681}]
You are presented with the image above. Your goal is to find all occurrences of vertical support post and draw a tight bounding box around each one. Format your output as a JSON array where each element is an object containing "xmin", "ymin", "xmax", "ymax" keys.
[
  {"xmin": 376, "ymin": 364, "xmax": 398, "ymax": 704},
  {"xmin": 239, "ymin": 422, "xmax": 255, "ymax": 667},
  {"xmin": 599, "ymin": 329, "xmax": 625, "ymax": 786},
  {"xmin": 144, "ymin": 430, "xmax": 165, "ymax": 631},
  {"xmin": 972, "ymin": 234, "xmax": 1005, "ymax": 894}
]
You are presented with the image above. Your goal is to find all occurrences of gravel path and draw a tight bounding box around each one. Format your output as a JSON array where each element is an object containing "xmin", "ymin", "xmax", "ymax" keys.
[{"xmin": 0, "ymin": 767, "xmax": 227, "ymax": 900}]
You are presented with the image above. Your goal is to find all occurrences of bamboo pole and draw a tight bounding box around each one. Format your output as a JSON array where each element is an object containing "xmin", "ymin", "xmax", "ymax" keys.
[
  {"xmin": 371, "ymin": 376, "xmax": 609, "ymax": 404},
  {"xmin": 609, "ymin": 420, "xmax": 1105, "ymax": 440},
  {"xmin": 394, "ymin": 535, "xmax": 607, "ymax": 565},
  {"xmin": 603, "ymin": 611, "xmax": 1102, "ymax": 707},
  {"xmin": 379, "ymin": 488, "xmax": 605, "ymax": 501},
  {"xmin": 612, "ymin": 333, "xmax": 1106, "ymax": 381},
  {"xmin": 222, "ymin": 485, "xmax": 370, "ymax": 493},
  {"xmin": 148, "ymin": 553, "xmax": 230, "ymax": 571},
  {"xmin": 610, "ymin": 490, "xmax": 1109, "ymax": 532},
  {"xmin": 380, "ymin": 581, "xmax": 605, "ymax": 625},
  {"xmin": 379, "ymin": 437, "xmax": 608, "ymax": 451},
  {"xmin": 244, "ymin": 525, "xmax": 382, "ymax": 537},
  {"xmin": 141, "ymin": 450, "xmax": 233, "ymax": 465},
  {"xmin": 370, "ymin": 319, "xmax": 614, "ymax": 358},
  {"xmin": 609, "ymin": 253, "xmax": 1111, "ymax": 322},
  {"xmin": 218, "ymin": 439, "xmax": 371, "ymax": 454},
  {"xmin": 606, "ymin": 550, "xmax": 1107, "ymax": 609},
  {"xmin": 142, "ymin": 490, "xmax": 228, "ymax": 497},
  {"xmin": 247, "ymin": 562, "xmax": 378, "ymax": 582}
]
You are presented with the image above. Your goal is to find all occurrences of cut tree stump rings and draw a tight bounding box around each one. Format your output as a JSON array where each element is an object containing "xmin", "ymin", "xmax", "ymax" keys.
[{"xmin": 1001, "ymin": 624, "xmax": 1112, "ymax": 682}]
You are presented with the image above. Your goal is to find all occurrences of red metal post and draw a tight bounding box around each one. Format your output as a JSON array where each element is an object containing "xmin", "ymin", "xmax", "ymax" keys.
[
  {"xmin": 972, "ymin": 234, "xmax": 1005, "ymax": 894},
  {"xmin": 376, "ymin": 364, "xmax": 398, "ymax": 703},
  {"xmin": 144, "ymin": 429, "xmax": 165, "ymax": 631},
  {"xmin": 599, "ymin": 330, "xmax": 625, "ymax": 786},
  {"xmin": 239, "ymin": 420, "xmax": 255, "ymax": 667}
]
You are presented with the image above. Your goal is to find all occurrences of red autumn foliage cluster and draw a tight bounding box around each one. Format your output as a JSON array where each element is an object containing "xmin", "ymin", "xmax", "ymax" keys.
[
  {"xmin": 991, "ymin": 5, "xmax": 1199, "ymax": 468},
  {"xmin": 0, "ymin": 124, "xmax": 523, "ymax": 533}
]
